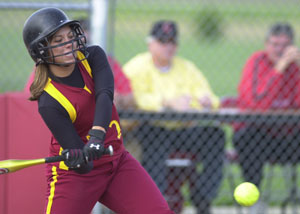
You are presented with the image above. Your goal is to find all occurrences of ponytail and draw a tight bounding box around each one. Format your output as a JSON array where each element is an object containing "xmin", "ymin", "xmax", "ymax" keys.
[{"xmin": 29, "ymin": 64, "xmax": 49, "ymax": 101}]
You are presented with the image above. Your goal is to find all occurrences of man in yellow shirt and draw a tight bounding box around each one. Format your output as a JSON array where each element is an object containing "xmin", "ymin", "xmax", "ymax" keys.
[{"xmin": 123, "ymin": 20, "xmax": 225, "ymax": 214}]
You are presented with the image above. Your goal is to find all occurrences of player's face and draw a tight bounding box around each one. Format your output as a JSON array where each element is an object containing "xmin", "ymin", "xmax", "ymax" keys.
[
  {"xmin": 150, "ymin": 39, "xmax": 177, "ymax": 63},
  {"xmin": 265, "ymin": 34, "xmax": 291, "ymax": 62},
  {"xmin": 49, "ymin": 25, "xmax": 78, "ymax": 65}
]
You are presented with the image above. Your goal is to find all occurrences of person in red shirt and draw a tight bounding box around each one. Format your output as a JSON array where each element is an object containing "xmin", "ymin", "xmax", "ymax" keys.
[
  {"xmin": 22, "ymin": 7, "xmax": 173, "ymax": 214},
  {"xmin": 233, "ymin": 22, "xmax": 300, "ymax": 213}
]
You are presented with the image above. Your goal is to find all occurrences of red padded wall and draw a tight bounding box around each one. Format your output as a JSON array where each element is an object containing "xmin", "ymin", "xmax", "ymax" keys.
[
  {"xmin": 0, "ymin": 92, "xmax": 51, "ymax": 214},
  {"xmin": 0, "ymin": 94, "xmax": 7, "ymax": 214}
]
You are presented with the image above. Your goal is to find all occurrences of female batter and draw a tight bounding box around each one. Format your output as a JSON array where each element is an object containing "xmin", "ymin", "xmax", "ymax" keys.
[{"xmin": 22, "ymin": 7, "xmax": 174, "ymax": 214}]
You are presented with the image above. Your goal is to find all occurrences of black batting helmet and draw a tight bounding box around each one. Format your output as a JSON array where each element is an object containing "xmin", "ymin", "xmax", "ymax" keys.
[{"xmin": 23, "ymin": 7, "xmax": 88, "ymax": 65}]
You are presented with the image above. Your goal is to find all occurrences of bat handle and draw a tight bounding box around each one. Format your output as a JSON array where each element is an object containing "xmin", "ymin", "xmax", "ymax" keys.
[
  {"xmin": 105, "ymin": 145, "xmax": 114, "ymax": 156},
  {"xmin": 45, "ymin": 155, "xmax": 66, "ymax": 163},
  {"xmin": 85, "ymin": 145, "xmax": 114, "ymax": 162},
  {"xmin": 45, "ymin": 146, "xmax": 114, "ymax": 164}
]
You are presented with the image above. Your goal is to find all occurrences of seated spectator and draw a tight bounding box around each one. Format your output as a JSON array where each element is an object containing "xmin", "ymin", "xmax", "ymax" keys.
[
  {"xmin": 123, "ymin": 20, "xmax": 225, "ymax": 214},
  {"xmin": 233, "ymin": 22, "xmax": 300, "ymax": 213},
  {"xmin": 24, "ymin": 17, "xmax": 136, "ymax": 110}
]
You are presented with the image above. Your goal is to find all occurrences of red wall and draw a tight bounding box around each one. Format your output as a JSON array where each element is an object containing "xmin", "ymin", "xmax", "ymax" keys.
[
  {"xmin": 0, "ymin": 92, "xmax": 51, "ymax": 214},
  {"xmin": 0, "ymin": 94, "xmax": 7, "ymax": 214}
]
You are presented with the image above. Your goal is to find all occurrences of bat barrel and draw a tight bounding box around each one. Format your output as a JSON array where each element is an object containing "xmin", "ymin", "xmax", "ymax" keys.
[{"xmin": 0, "ymin": 158, "xmax": 45, "ymax": 174}]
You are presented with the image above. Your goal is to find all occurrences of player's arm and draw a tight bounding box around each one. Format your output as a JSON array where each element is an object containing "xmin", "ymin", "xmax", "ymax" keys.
[
  {"xmin": 88, "ymin": 46, "xmax": 114, "ymax": 130},
  {"xmin": 84, "ymin": 46, "xmax": 115, "ymax": 160}
]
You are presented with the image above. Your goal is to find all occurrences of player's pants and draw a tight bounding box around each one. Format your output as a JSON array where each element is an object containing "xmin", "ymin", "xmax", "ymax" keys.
[{"xmin": 44, "ymin": 150, "xmax": 174, "ymax": 214}]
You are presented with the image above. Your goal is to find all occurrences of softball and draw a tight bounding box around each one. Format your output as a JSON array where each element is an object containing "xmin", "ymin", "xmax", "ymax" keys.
[{"xmin": 234, "ymin": 182, "xmax": 260, "ymax": 206}]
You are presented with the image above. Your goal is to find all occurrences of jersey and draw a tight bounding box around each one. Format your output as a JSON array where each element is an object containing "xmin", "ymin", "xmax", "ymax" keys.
[{"xmin": 41, "ymin": 48, "xmax": 124, "ymax": 169}]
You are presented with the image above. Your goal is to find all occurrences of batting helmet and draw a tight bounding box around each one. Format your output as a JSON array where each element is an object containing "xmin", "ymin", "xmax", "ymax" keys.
[{"xmin": 23, "ymin": 7, "xmax": 88, "ymax": 65}]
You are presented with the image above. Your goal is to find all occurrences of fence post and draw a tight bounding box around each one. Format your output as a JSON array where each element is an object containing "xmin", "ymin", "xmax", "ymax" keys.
[{"xmin": 90, "ymin": 0, "xmax": 109, "ymax": 51}]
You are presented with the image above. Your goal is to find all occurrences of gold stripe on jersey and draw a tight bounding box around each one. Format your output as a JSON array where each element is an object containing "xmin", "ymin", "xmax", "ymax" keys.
[
  {"xmin": 59, "ymin": 147, "xmax": 68, "ymax": 170},
  {"xmin": 46, "ymin": 166, "xmax": 58, "ymax": 214},
  {"xmin": 77, "ymin": 51, "xmax": 92, "ymax": 78},
  {"xmin": 109, "ymin": 120, "xmax": 122, "ymax": 139},
  {"xmin": 83, "ymin": 85, "xmax": 92, "ymax": 94},
  {"xmin": 44, "ymin": 78, "xmax": 77, "ymax": 123},
  {"xmin": 77, "ymin": 51, "xmax": 93, "ymax": 94}
]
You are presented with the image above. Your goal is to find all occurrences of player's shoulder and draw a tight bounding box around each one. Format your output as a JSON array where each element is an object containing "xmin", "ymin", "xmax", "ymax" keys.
[
  {"xmin": 38, "ymin": 91, "xmax": 61, "ymax": 109},
  {"xmin": 85, "ymin": 45, "xmax": 109, "ymax": 69},
  {"xmin": 86, "ymin": 45, "xmax": 106, "ymax": 58}
]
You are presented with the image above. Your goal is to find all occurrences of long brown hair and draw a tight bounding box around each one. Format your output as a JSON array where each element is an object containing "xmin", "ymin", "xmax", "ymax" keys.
[{"xmin": 29, "ymin": 64, "xmax": 49, "ymax": 101}]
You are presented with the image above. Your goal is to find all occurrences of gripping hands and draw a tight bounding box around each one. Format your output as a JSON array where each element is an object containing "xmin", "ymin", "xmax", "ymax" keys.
[
  {"xmin": 62, "ymin": 149, "xmax": 93, "ymax": 174},
  {"xmin": 83, "ymin": 129, "xmax": 106, "ymax": 162},
  {"xmin": 62, "ymin": 129, "xmax": 113, "ymax": 174}
]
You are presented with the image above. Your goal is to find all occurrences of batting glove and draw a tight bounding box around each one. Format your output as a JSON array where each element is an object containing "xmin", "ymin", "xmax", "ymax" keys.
[
  {"xmin": 62, "ymin": 149, "xmax": 93, "ymax": 174},
  {"xmin": 74, "ymin": 161, "xmax": 93, "ymax": 174},
  {"xmin": 83, "ymin": 129, "xmax": 106, "ymax": 161}
]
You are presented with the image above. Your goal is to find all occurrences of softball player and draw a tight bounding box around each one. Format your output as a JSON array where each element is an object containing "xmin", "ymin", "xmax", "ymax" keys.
[{"xmin": 22, "ymin": 7, "xmax": 174, "ymax": 214}]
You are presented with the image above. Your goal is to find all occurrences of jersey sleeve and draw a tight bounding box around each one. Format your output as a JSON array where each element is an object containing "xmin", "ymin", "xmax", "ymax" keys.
[{"xmin": 87, "ymin": 46, "xmax": 114, "ymax": 129}]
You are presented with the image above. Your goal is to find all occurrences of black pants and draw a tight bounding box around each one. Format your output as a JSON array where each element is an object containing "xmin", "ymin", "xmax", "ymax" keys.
[
  {"xmin": 233, "ymin": 125, "xmax": 300, "ymax": 187},
  {"xmin": 137, "ymin": 123, "xmax": 225, "ymax": 213}
]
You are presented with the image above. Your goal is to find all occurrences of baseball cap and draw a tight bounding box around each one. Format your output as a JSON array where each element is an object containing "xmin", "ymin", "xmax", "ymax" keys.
[{"xmin": 149, "ymin": 20, "xmax": 178, "ymax": 44}]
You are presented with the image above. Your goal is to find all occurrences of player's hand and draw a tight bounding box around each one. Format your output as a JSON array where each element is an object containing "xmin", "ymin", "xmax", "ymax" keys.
[
  {"xmin": 74, "ymin": 161, "xmax": 93, "ymax": 174},
  {"xmin": 83, "ymin": 129, "xmax": 106, "ymax": 161},
  {"xmin": 62, "ymin": 149, "xmax": 93, "ymax": 174},
  {"xmin": 62, "ymin": 148, "xmax": 85, "ymax": 169}
]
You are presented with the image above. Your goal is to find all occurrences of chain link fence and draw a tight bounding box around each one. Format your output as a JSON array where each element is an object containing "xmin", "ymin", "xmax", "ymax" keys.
[{"xmin": 1, "ymin": 0, "xmax": 300, "ymax": 214}]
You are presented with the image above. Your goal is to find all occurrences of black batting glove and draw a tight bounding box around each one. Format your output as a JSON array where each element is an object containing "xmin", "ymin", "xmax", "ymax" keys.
[
  {"xmin": 62, "ymin": 149, "xmax": 93, "ymax": 174},
  {"xmin": 74, "ymin": 161, "xmax": 93, "ymax": 174},
  {"xmin": 62, "ymin": 149, "xmax": 85, "ymax": 169},
  {"xmin": 83, "ymin": 129, "xmax": 106, "ymax": 161}
]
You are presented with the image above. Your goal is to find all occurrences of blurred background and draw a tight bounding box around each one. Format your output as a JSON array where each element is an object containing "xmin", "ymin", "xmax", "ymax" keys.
[
  {"xmin": 0, "ymin": 0, "xmax": 300, "ymax": 214},
  {"xmin": 1, "ymin": 0, "xmax": 299, "ymax": 95}
]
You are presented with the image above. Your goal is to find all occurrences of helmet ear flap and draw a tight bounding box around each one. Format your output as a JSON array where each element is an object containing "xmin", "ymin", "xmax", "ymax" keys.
[
  {"xmin": 29, "ymin": 42, "xmax": 47, "ymax": 64},
  {"xmin": 29, "ymin": 49, "xmax": 38, "ymax": 60}
]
